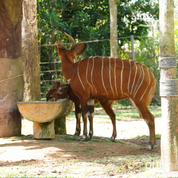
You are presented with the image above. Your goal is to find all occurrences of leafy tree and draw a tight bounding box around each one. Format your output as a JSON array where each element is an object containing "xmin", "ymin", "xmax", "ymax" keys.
[{"xmin": 38, "ymin": 0, "xmax": 158, "ymax": 54}]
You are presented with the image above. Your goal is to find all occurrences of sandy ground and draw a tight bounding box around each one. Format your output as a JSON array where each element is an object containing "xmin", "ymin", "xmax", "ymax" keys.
[{"xmin": 0, "ymin": 109, "xmax": 166, "ymax": 177}]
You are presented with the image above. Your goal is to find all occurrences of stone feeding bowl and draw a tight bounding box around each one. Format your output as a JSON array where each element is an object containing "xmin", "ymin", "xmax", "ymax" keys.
[{"xmin": 17, "ymin": 99, "xmax": 74, "ymax": 139}]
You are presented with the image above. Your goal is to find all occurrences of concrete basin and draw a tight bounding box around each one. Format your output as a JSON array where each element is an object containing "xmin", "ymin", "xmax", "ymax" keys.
[
  {"xmin": 17, "ymin": 99, "xmax": 68, "ymax": 123},
  {"xmin": 17, "ymin": 99, "xmax": 74, "ymax": 139}
]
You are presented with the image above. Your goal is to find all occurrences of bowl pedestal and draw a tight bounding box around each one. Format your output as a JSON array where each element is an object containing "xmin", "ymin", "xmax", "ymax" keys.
[{"xmin": 33, "ymin": 121, "xmax": 55, "ymax": 139}]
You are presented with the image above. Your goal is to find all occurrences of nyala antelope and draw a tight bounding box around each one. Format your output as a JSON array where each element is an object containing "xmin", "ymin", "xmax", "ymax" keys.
[
  {"xmin": 55, "ymin": 32, "xmax": 156, "ymax": 150},
  {"xmin": 46, "ymin": 81, "xmax": 116, "ymax": 141}
]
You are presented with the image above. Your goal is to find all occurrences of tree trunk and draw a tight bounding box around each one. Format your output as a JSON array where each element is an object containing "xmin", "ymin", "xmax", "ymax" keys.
[
  {"xmin": 22, "ymin": 0, "xmax": 41, "ymax": 102},
  {"xmin": 0, "ymin": 0, "xmax": 24, "ymax": 137},
  {"xmin": 159, "ymin": 0, "xmax": 178, "ymax": 172},
  {"xmin": 109, "ymin": 0, "xmax": 118, "ymax": 57}
]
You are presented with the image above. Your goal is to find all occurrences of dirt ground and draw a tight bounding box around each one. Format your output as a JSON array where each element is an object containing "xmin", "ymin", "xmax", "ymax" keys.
[{"xmin": 0, "ymin": 109, "xmax": 162, "ymax": 177}]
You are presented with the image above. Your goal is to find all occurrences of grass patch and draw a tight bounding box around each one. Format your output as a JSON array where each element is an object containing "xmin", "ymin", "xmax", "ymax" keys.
[
  {"xmin": 156, "ymin": 134, "xmax": 161, "ymax": 139},
  {"xmin": 137, "ymin": 135, "xmax": 149, "ymax": 138},
  {"xmin": 137, "ymin": 134, "xmax": 161, "ymax": 139},
  {"xmin": 8, "ymin": 135, "xmax": 32, "ymax": 141},
  {"xmin": 66, "ymin": 105, "xmax": 161, "ymax": 122}
]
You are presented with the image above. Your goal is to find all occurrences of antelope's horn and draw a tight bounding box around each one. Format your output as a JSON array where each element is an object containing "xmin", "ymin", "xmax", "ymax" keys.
[
  {"xmin": 55, "ymin": 40, "xmax": 66, "ymax": 50},
  {"xmin": 55, "ymin": 40, "xmax": 61, "ymax": 46},
  {"xmin": 64, "ymin": 32, "xmax": 75, "ymax": 50}
]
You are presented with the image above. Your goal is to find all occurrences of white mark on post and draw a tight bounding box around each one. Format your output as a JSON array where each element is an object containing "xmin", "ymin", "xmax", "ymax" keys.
[{"xmin": 0, "ymin": 95, "xmax": 8, "ymax": 107}]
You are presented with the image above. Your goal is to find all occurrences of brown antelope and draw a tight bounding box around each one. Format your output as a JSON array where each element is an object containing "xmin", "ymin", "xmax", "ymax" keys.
[
  {"xmin": 46, "ymin": 81, "xmax": 116, "ymax": 140},
  {"xmin": 55, "ymin": 32, "xmax": 156, "ymax": 149}
]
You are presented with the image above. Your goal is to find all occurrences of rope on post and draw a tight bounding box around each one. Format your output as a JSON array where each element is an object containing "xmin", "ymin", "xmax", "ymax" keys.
[
  {"xmin": 158, "ymin": 56, "xmax": 177, "ymax": 68},
  {"xmin": 160, "ymin": 79, "xmax": 178, "ymax": 96},
  {"xmin": 159, "ymin": 56, "xmax": 178, "ymax": 96}
]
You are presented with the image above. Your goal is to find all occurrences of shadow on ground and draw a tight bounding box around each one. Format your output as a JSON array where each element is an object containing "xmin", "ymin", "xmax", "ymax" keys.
[{"xmin": 0, "ymin": 134, "xmax": 160, "ymax": 167}]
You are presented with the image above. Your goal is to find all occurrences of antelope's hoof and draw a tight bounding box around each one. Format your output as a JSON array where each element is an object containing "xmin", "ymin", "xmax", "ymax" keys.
[
  {"xmin": 87, "ymin": 135, "xmax": 92, "ymax": 140},
  {"xmin": 88, "ymin": 131, "xmax": 93, "ymax": 140},
  {"xmin": 111, "ymin": 136, "xmax": 116, "ymax": 142},
  {"xmin": 74, "ymin": 132, "xmax": 80, "ymax": 136},
  {"xmin": 148, "ymin": 143, "xmax": 154, "ymax": 150},
  {"xmin": 80, "ymin": 135, "xmax": 87, "ymax": 141}
]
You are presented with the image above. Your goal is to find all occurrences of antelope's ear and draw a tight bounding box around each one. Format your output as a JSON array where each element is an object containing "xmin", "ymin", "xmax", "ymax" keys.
[
  {"xmin": 58, "ymin": 85, "xmax": 68, "ymax": 94},
  {"xmin": 51, "ymin": 81, "xmax": 61, "ymax": 89},
  {"xmin": 72, "ymin": 43, "xmax": 88, "ymax": 57}
]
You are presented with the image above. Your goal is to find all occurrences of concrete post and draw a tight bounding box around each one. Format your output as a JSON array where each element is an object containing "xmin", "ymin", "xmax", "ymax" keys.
[
  {"xmin": 159, "ymin": 0, "xmax": 178, "ymax": 172},
  {"xmin": 0, "ymin": 0, "xmax": 24, "ymax": 137}
]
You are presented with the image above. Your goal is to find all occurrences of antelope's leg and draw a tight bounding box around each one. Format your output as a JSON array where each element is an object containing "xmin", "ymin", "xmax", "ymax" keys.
[
  {"xmin": 100, "ymin": 101, "xmax": 116, "ymax": 141},
  {"xmin": 142, "ymin": 109, "xmax": 156, "ymax": 150},
  {"xmin": 131, "ymin": 99, "xmax": 155, "ymax": 150},
  {"xmin": 80, "ymin": 102, "xmax": 89, "ymax": 141},
  {"xmin": 74, "ymin": 104, "xmax": 81, "ymax": 136},
  {"xmin": 88, "ymin": 114, "xmax": 93, "ymax": 139},
  {"xmin": 138, "ymin": 108, "xmax": 155, "ymax": 150},
  {"xmin": 87, "ymin": 99, "xmax": 94, "ymax": 139}
]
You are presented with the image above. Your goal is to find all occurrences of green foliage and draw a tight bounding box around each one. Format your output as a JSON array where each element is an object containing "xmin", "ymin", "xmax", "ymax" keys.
[
  {"xmin": 134, "ymin": 35, "xmax": 160, "ymax": 104},
  {"xmin": 175, "ymin": 19, "xmax": 178, "ymax": 57}
]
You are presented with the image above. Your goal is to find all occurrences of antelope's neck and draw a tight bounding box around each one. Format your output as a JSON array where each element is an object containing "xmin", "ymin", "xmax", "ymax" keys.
[{"xmin": 61, "ymin": 56, "xmax": 76, "ymax": 82}]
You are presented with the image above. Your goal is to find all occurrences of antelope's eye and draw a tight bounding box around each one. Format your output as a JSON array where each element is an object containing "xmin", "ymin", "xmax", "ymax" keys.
[{"xmin": 48, "ymin": 96, "xmax": 53, "ymax": 101}]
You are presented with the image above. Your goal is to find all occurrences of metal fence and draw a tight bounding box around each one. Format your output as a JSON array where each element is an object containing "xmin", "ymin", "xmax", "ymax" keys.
[{"xmin": 39, "ymin": 35, "xmax": 163, "ymax": 103}]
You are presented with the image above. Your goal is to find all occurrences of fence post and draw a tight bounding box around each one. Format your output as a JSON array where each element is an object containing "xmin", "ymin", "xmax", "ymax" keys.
[{"xmin": 131, "ymin": 35, "xmax": 135, "ymax": 60}]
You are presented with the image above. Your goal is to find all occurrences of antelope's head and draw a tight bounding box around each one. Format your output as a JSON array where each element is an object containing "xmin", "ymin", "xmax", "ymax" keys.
[
  {"xmin": 46, "ymin": 81, "xmax": 70, "ymax": 101},
  {"xmin": 55, "ymin": 33, "xmax": 88, "ymax": 62}
]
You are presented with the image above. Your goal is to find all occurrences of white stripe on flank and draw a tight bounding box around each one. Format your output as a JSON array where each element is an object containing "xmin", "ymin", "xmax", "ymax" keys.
[
  {"xmin": 130, "ymin": 63, "xmax": 138, "ymax": 94},
  {"xmin": 77, "ymin": 61, "xmax": 85, "ymax": 90},
  {"xmin": 91, "ymin": 57, "xmax": 97, "ymax": 93},
  {"xmin": 120, "ymin": 59, "xmax": 124, "ymax": 94},
  {"xmin": 101, "ymin": 57, "xmax": 108, "ymax": 96},
  {"xmin": 127, "ymin": 60, "xmax": 132, "ymax": 93},
  {"xmin": 133, "ymin": 64, "xmax": 145, "ymax": 98},
  {"xmin": 86, "ymin": 58, "xmax": 93, "ymax": 90},
  {"xmin": 109, "ymin": 57, "xmax": 115, "ymax": 96},
  {"xmin": 140, "ymin": 67, "xmax": 150, "ymax": 101},
  {"xmin": 114, "ymin": 57, "xmax": 118, "ymax": 96},
  {"xmin": 133, "ymin": 64, "xmax": 142, "ymax": 97}
]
